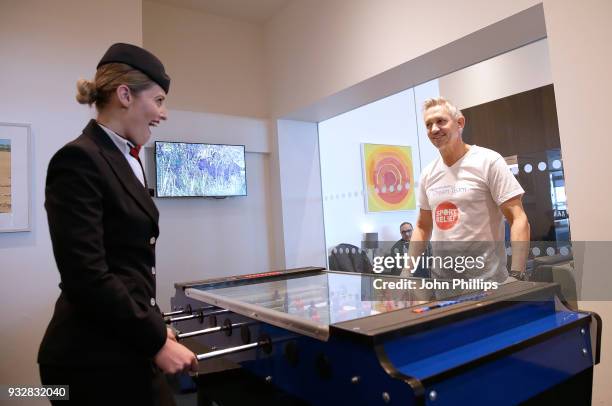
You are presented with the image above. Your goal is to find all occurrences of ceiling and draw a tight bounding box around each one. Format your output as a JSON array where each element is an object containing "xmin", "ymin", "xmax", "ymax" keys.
[{"xmin": 148, "ymin": 0, "xmax": 292, "ymax": 24}]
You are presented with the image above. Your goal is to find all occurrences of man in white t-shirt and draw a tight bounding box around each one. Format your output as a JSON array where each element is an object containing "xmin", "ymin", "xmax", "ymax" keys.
[{"xmin": 405, "ymin": 97, "xmax": 530, "ymax": 283}]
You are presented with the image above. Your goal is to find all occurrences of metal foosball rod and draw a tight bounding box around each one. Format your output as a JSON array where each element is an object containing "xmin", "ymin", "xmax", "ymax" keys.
[
  {"xmin": 162, "ymin": 304, "xmax": 216, "ymax": 318},
  {"xmin": 196, "ymin": 342, "xmax": 259, "ymax": 361},
  {"xmin": 177, "ymin": 321, "xmax": 253, "ymax": 340},
  {"xmin": 165, "ymin": 309, "xmax": 231, "ymax": 324},
  {"xmin": 166, "ymin": 313, "xmax": 204, "ymax": 324},
  {"xmin": 163, "ymin": 309, "xmax": 188, "ymax": 317},
  {"xmin": 195, "ymin": 335, "xmax": 272, "ymax": 361}
]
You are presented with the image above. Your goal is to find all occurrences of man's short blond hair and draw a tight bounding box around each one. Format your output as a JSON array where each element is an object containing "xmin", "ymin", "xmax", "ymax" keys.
[{"xmin": 423, "ymin": 97, "xmax": 463, "ymax": 120}]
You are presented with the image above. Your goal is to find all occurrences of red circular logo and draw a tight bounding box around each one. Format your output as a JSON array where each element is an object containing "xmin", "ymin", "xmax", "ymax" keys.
[
  {"xmin": 435, "ymin": 201, "xmax": 459, "ymax": 230},
  {"xmin": 370, "ymin": 156, "xmax": 410, "ymax": 205}
]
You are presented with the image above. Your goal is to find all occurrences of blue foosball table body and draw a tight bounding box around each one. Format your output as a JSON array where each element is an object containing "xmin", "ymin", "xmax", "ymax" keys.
[{"xmin": 169, "ymin": 267, "xmax": 601, "ymax": 405}]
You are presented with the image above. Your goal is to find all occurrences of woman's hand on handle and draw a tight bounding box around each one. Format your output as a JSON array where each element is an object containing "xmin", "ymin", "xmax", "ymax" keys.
[{"xmin": 154, "ymin": 336, "xmax": 198, "ymax": 374}]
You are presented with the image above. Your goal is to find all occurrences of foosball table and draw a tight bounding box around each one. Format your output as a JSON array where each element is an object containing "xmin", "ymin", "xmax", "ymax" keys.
[{"xmin": 166, "ymin": 267, "xmax": 601, "ymax": 405}]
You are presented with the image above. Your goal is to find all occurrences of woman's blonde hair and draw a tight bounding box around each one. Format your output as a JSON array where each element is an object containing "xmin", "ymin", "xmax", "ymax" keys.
[{"xmin": 76, "ymin": 63, "xmax": 155, "ymax": 110}]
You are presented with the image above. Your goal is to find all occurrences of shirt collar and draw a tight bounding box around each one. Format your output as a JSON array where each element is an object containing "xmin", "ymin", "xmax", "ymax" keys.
[{"xmin": 96, "ymin": 122, "xmax": 135, "ymax": 155}]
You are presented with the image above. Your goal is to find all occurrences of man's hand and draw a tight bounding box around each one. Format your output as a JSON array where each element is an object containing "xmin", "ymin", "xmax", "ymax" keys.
[{"xmin": 154, "ymin": 337, "xmax": 198, "ymax": 374}]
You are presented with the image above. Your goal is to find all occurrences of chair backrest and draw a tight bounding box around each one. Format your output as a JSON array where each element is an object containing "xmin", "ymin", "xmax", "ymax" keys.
[{"xmin": 329, "ymin": 243, "xmax": 373, "ymax": 273}]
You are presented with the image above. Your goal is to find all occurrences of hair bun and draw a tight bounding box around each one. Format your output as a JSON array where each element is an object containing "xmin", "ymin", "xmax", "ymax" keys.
[{"xmin": 75, "ymin": 79, "xmax": 97, "ymax": 105}]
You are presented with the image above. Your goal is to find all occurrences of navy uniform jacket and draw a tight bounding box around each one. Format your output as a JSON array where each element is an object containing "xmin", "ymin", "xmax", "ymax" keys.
[{"xmin": 38, "ymin": 120, "xmax": 166, "ymax": 367}]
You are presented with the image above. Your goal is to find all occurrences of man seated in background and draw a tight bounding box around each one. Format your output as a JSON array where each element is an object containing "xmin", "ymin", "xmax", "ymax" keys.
[
  {"xmin": 389, "ymin": 222, "xmax": 430, "ymax": 277},
  {"xmin": 390, "ymin": 222, "xmax": 414, "ymax": 255}
]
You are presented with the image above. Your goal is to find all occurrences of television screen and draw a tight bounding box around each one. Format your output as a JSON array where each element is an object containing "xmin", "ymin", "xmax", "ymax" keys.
[{"xmin": 155, "ymin": 141, "xmax": 247, "ymax": 197}]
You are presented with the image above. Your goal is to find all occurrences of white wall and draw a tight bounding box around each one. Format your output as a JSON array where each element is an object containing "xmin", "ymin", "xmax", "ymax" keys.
[
  {"xmin": 0, "ymin": 0, "xmax": 143, "ymax": 390},
  {"xmin": 264, "ymin": 0, "xmax": 540, "ymax": 118},
  {"xmin": 143, "ymin": 110, "xmax": 276, "ymax": 310},
  {"xmin": 439, "ymin": 38, "xmax": 553, "ymax": 109},
  {"xmin": 543, "ymin": 0, "xmax": 612, "ymax": 241},
  {"xmin": 143, "ymin": 0, "xmax": 268, "ymax": 118},
  {"xmin": 276, "ymin": 120, "xmax": 326, "ymax": 268},
  {"xmin": 543, "ymin": 1, "xmax": 612, "ymax": 402},
  {"xmin": 141, "ymin": 2, "xmax": 284, "ymax": 301},
  {"xmin": 318, "ymin": 87, "xmax": 436, "ymax": 251}
]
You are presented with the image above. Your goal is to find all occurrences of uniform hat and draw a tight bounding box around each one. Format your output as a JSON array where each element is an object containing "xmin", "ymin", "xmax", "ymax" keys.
[{"xmin": 97, "ymin": 43, "xmax": 170, "ymax": 93}]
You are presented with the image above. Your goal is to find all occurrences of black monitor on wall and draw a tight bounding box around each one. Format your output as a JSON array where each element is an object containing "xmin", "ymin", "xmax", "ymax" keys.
[{"xmin": 154, "ymin": 141, "xmax": 247, "ymax": 198}]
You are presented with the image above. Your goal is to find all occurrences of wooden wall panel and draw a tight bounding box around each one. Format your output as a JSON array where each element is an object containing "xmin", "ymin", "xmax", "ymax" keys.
[
  {"xmin": 462, "ymin": 84, "xmax": 560, "ymax": 155},
  {"xmin": 460, "ymin": 84, "xmax": 565, "ymax": 241}
]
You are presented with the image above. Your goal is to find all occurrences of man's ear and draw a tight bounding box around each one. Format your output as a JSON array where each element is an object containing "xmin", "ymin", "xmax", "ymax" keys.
[
  {"xmin": 116, "ymin": 84, "xmax": 132, "ymax": 108},
  {"xmin": 457, "ymin": 115, "xmax": 466, "ymax": 129}
]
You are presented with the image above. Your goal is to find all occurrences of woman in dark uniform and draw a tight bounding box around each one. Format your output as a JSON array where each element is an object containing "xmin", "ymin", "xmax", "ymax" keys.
[{"xmin": 38, "ymin": 43, "xmax": 197, "ymax": 405}]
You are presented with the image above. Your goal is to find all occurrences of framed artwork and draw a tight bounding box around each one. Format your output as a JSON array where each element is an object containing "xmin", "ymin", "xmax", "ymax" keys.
[
  {"xmin": 0, "ymin": 122, "xmax": 31, "ymax": 232},
  {"xmin": 362, "ymin": 143, "xmax": 415, "ymax": 212}
]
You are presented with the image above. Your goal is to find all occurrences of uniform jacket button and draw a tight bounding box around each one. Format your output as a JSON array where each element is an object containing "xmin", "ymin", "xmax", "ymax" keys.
[
  {"xmin": 151, "ymin": 267, "xmax": 156, "ymax": 275},
  {"xmin": 150, "ymin": 236, "xmax": 156, "ymax": 245},
  {"xmin": 150, "ymin": 298, "xmax": 156, "ymax": 306}
]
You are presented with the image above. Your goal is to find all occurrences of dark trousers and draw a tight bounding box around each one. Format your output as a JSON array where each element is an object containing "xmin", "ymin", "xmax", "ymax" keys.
[{"xmin": 40, "ymin": 363, "xmax": 176, "ymax": 406}]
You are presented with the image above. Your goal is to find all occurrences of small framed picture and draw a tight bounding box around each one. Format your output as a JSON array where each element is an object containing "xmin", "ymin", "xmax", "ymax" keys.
[{"xmin": 0, "ymin": 122, "xmax": 31, "ymax": 232}]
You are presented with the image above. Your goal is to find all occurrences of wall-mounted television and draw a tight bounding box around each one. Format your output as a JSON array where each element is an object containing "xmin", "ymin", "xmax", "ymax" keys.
[{"xmin": 155, "ymin": 141, "xmax": 247, "ymax": 198}]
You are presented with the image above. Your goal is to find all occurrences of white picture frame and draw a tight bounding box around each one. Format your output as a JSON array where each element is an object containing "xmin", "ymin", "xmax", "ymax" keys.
[{"xmin": 0, "ymin": 122, "xmax": 31, "ymax": 232}]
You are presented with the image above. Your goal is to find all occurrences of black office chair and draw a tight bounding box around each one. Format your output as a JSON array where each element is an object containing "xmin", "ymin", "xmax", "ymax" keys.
[{"xmin": 328, "ymin": 243, "xmax": 373, "ymax": 273}]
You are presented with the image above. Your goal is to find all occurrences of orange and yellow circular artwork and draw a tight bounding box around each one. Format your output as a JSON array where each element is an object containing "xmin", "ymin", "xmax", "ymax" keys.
[{"xmin": 363, "ymin": 144, "xmax": 415, "ymax": 212}]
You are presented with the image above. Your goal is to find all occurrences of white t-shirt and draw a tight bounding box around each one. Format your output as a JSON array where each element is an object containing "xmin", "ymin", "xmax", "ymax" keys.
[{"xmin": 418, "ymin": 145, "xmax": 524, "ymax": 282}]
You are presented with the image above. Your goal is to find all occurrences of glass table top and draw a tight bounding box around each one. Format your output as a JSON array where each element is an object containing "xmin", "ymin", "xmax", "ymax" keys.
[{"xmin": 189, "ymin": 271, "xmax": 474, "ymax": 327}]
